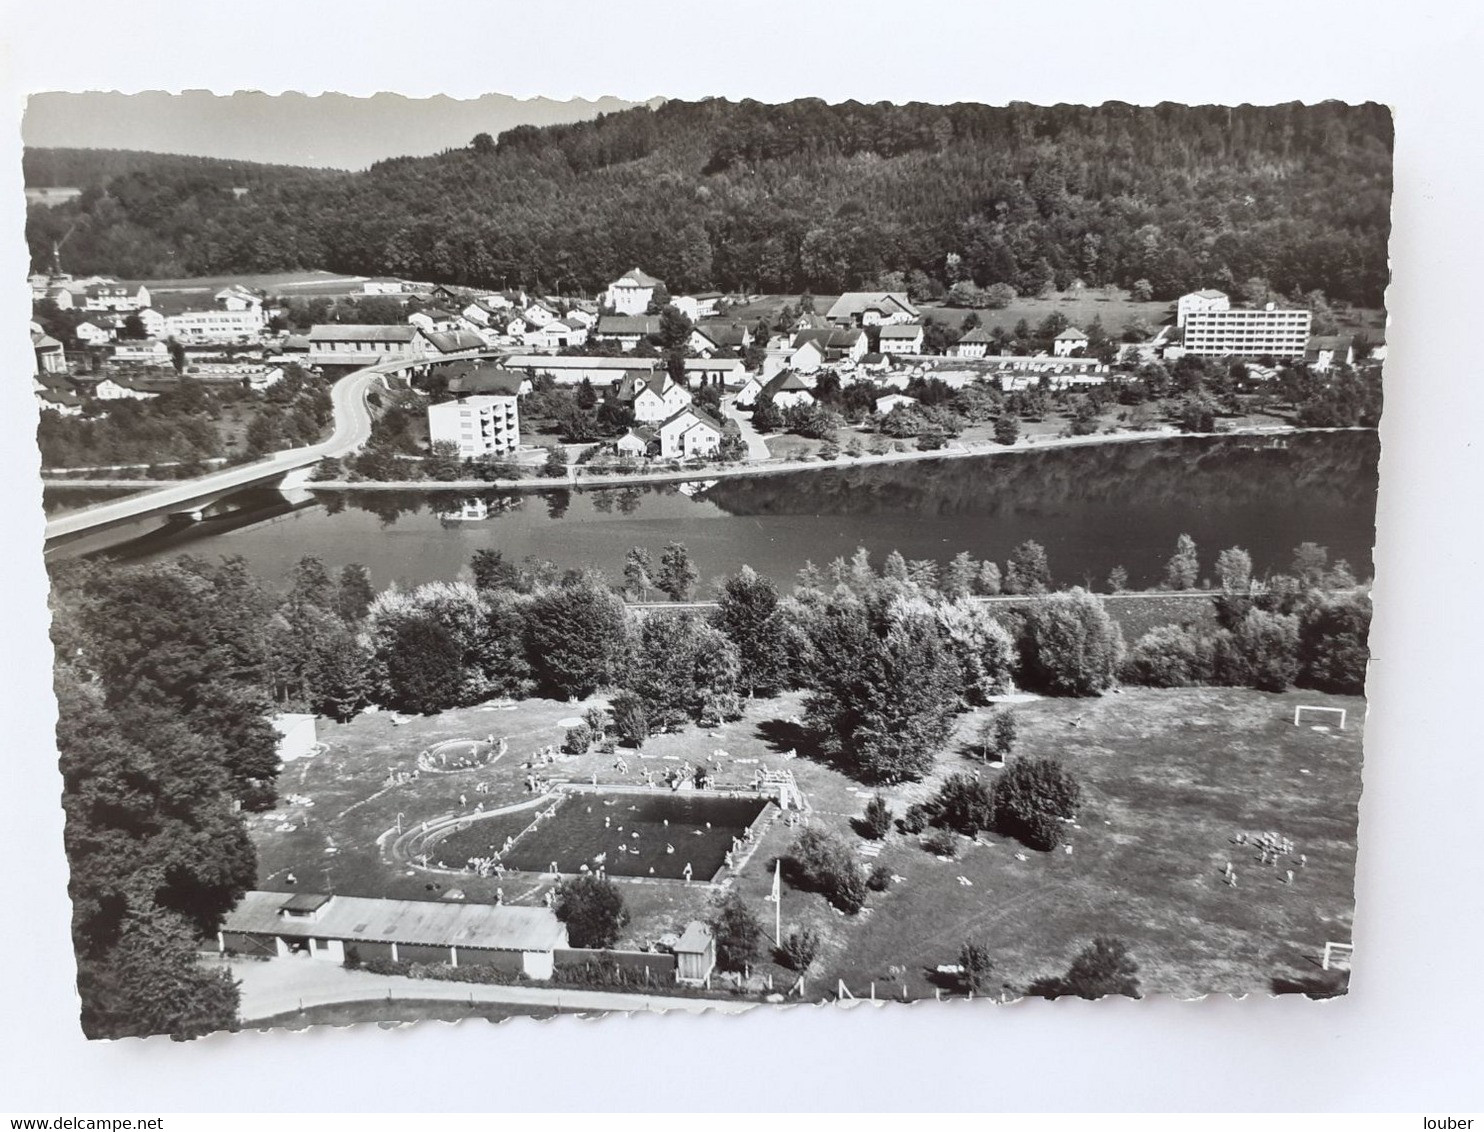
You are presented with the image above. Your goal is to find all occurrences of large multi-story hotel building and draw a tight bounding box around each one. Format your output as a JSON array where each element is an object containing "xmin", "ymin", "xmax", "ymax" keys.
[{"xmin": 1181, "ymin": 304, "xmax": 1312, "ymax": 359}]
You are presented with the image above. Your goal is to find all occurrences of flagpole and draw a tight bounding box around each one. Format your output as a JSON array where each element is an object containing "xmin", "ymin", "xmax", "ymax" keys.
[{"xmin": 773, "ymin": 859, "xmax": 782, "ymax": 945}]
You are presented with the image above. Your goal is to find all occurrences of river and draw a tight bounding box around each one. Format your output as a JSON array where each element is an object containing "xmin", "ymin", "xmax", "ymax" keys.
[{"xmin": 45, "ymin": 431, "xmax": 1380, "ymax": 594}]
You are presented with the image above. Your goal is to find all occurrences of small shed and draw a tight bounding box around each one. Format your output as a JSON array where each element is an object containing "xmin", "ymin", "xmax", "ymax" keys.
[
  {"xmin": 272, "ymin": 713, "xmax": 319, "ymax": 763},
  {"xmin": 674, "ymin": 920, "xmax": 717, "ymax": 987}
]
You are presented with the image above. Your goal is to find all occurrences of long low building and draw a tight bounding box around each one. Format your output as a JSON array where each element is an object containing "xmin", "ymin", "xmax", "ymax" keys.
[
  {"xmin": 218, "ymin": 891, "xmax": 569, "ymax": 979},
  {"xmin": 503, "ymin": 354, "xmax": 744, "ymax": 388},
  {"xmin": 307, "ymin": 324, "xmax": 429, "ymax": 365}
]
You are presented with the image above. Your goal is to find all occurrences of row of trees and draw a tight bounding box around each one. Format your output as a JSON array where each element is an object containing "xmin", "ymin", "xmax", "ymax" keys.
[{"xmin": 27, "ymin": 101, "xmax": 1391, "ymax": 304}]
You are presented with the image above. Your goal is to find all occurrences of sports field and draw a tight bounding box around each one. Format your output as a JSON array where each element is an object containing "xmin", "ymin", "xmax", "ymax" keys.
[{"xmin": 250, "ymin": 679, "xmax": 1363, "ymax": 1002}]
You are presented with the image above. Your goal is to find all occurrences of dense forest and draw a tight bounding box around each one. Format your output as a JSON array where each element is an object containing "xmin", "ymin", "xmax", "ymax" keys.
[{"xmin": 25, "ymin": 99, "xmax": 1393, "ymax": 304}]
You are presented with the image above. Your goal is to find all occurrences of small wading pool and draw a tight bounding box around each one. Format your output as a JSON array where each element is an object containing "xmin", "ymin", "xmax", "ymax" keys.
[{"xmin": 434, "ymin": 792, "xmax": 770, "ymax": 880}]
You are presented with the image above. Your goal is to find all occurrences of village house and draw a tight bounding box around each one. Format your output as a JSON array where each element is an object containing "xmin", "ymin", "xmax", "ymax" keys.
[
  {"xmin": 460, "ymin": 299, "xmax": 503, "ymax": 328},
  {"xmin": 733, "ymin": 372, "xmax": 765, "ymax": 408},
  {"xmin": 135, "ymin": 308, "xmax": 168, "ymax": 338},
  {"xmin": 657, "ymin": 404, "xmax": 725, "ymax": 460},
  {"xmin": 420, "ymin": 329, "xmax": 489, "ymax": 359},
  {"xmin": 32, "ymin": 331, "xmax": 66, "ymax": 375},
  {"xmin": 307, "ymin": 324, "xmax": 428, "ymax": 364},
  {"xmin": 1305, "ymin": 334, "xmax": 1355, "ymax": 372},
  {"xmin": 688, "ymin": 322, "xmax": 753, "ymax": 357},
  {"xmin": 408, "ymin": 308, "xmax": 462, "ymax": 334},
  {"xmin": 36, "ymin": 386, "xmax": 84, "ymax": 416},
  {"xmin": 603, "ymin": 268, "xmax": 664, "ymax": 316},
  {"xmin": 81, "ymin": 281, "xmax": 150, "ymax": 312},
  {"xmin": 760, "ymin": 370, "xmax": 816, "ymax": 410},
  {"xmin": 523, "ymin": 300, "xmax": 561, "ymax": 328},
  {"xmin": 563, "ymin": 306, "xmax": 598, "ymax": 330},
  {"xmin": 524, "ymin": 319, "xmax": 590, "ymax": 350},
  {"xmin": 875, "ymin": 392, "xmax": 918, "ymax": 414},
  {"xmin": 90, "ymin": 374, "xmax": 161, "ymax": 401},
  {"xmin": 948, "ymin": 327, "xmax": 995, "ymax": 358},
  {"xmin": 878, "ymin": 323, "xmax": 925, "ymax": 355},
  {"xmin": 594, "ymin": 315, "xmax": 660, "ymax": 350},
  {"xmin": 218, "ymin": 891, "xmax": 568, "ymax": 979},
  {"xmin": 73, "ymin": 319, "xmax": 117, "ymax": 347},
  {"xmin": 614, "ymin": 426, "xmax": 656, "ymax": 458},
  {"xmin": 1176, "ymin": 288, "xmax": 1231, "ymax": 328},
  {"xmin": 443, "ymin": 361, "xmax": 530, "ymax": 399},
  {"xmin": 215, "ymin": 285, "xmax": 264, "ymax": 313},
  {"xmin": 792, "ymin": 327, "xmax": 868, "ymax": 367},
  {"xmin": 46, "ymin": 285, "xmax": 76, "ymax": 310},
  {"xmin": 112, "ymin": 338, "xmax": 172, "ymax": 365},
  {"xmin": 618, "ymin": 370, "xmax": 693, "ymax": 424},
  {"xmin": 825, "ymin": 291, "xmax": 920, "ymax": 328},
  {"xmin": 1053, "ymin": 327, "xmax": 1089, "ymax": 357},
  {"xmin": 672, "ymin": 293, "xmax": 722, "ymax": 321}
]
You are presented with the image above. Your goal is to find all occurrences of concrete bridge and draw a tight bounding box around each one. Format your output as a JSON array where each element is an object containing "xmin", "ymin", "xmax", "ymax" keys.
[{"xmin": 43, "ymin": 351, "xmax": 492, "ymax": 548}]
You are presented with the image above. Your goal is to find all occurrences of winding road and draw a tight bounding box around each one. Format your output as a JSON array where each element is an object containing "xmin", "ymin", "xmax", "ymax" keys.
[{"xmin": 43, "ymin": 356, "xmax": 433, "ymax": 544}]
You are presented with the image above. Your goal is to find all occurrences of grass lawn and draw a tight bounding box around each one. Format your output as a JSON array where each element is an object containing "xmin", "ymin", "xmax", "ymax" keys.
[
  {"xmin": 255, "ymin": 681, "xmax": 1363, "ymax": 1002},
  {"xmin": 252, "ymin": 998, "xmax": 566, "ymax": 1029}
]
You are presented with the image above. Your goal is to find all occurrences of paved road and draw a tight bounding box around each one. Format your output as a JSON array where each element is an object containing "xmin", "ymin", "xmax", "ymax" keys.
[
  {"xmin": 225, "ymin": 956, "xmax": 762, "ymax": 1022},
  {"xmin": 719, "ymin": 395, "xmax": 772, "ymax": 461},
  {"xmin": 43, "ymin": 359, "xmax": 408, "ymax": 542}
]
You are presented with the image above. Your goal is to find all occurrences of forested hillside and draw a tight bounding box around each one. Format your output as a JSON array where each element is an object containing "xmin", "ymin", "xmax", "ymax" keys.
[{"xmin": 25, "ymin": 100, "xmax": 1393, "ymax": 304}]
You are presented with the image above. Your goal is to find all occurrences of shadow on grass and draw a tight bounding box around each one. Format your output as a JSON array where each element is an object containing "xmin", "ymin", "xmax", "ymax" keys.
[{"xmin": 753, "ymin": 716, "xmax": 862, "ymax": 778}]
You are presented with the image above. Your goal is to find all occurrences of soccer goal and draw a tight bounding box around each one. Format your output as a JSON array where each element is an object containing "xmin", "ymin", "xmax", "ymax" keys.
[
  {"xmin": 1294, "ymin": 705, "xmax": 1347, "ymax": 730},
  {"xmin": 1322, "ymin": 941, "xmax": 1354, "ymax": 971}
]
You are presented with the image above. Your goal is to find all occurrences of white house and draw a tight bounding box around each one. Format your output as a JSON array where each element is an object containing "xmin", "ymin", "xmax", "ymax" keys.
[
  {"xmin": 81, "ymin": 281, "xmax": 149, "ymax": 312},
  {"xmin": 112, "ymin": 338, "xmax": 172, "ymax": 364},
  {"xmin": 136, "ymin": 308, "xmax": 168, "ymax": 338},
  {"xmin": 760, "ymin": 370, "xmax": 815, "ymax": 410},
  {"xmin": 1305, "ymin": 335, "xmax": 1355, "ymax": 373},
  {"xmin": 1176, "ymin": 289, "xmax": 1231, "ymax": 328},
  {"xmin": 1053, "ymin": 328, "xmax": 1089, "ymax": 357},
  {"xmin": 46, "ymin": 285, "xmax": 75, "ymax": 310},
  {"xmin": 563, "ymin": 307, "xmax": 598, "ymax": 330},
  {"xmin": 614, "ymin": 426, "xmax": 655, "ymax": 458},
  {"xmin": 825, "ymin": 291, "xmax": 920, "ymax": 327},
  {"xmin": 657, "ymin": 405, "xmax": 725, "ymax": 460},
  {"xmin": 461, "ymin": 300, "xmax": 502, "ymax": 328},
  {"xmin": 949, "ymin": 327, "xmax": 994, "ymax": 358},
  {"xmin": 875, "ymin": 392, "xmax": 918, "ymax": 414},
  {"xmin": 878, "ymin": 323, "xmax": 924, "ymax": 355},
  {"xmin": 215, "ymin": 285, "xmax": 264, "ymax": 313},
  {"xmin": 74, "ymin": 320, "xmax": 115, "ymax": 346},
  {"xmin": 523, "ymin": 301, "xmax": 560, "ymax": 328},
  {"xmin": 733, "ymin": 373, "xmax": 765, "ymax": 408},
  {"xmin": 792, "ymin": 328, "xmax": 867, "ymax": 366},
  {"xmin": 524, "ymin": 319, "xmax": 589, "ymax": 350},
  {"xmin": 622, "ymin": 371, "xmax": 693, "ymax": 424},
  {"xmin": 689, "ymin": 322, "xmax": 753, "ymax": 357},
  {"xmin": 428, "ymin": 394, "xmax": 521, "ymax": 458},
  {"xmin": 408, "ymin": 308, "xmax": 461, "ymax": 334},
  {"xmin": 604, "ymin": 268, "xmax": 664, "ymax": 315}
]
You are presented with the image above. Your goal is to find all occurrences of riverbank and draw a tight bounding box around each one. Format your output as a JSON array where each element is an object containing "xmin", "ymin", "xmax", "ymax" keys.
[{"xmin": 43, "ymin": 422, "xmax": 1368, "ymax": 493}]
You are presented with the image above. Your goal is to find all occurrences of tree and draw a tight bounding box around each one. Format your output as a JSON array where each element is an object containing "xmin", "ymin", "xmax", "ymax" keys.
[
  {"xmin": 751, "ymin": 396, "xmax": 782, "ymax": 433},
  {"xmin": 1298, "ymin": 594, "xmax": 1371, "ymax": 694},
  {"xmin": 608, "ymin": 689, "xmax": 650, "ymax": 747},
  {"xmin": 470, "ymin": 549, "xmax": 522, "ymax": 594},
  {"xmin": 933, "ymin": 772, "xmax": 996, "ymax": 837},
  {"xmin": 1164, "ymin": 533, "xmax": 1200, "ymax": 590},
  {"xmin": 709, "ymin": 892, "xmax": 763, "ymax": 972},
  {"xmin": 1122, "ymin": 624, "xmax": 1217, "ymax": 687},
  {"xmin": 658, "ymin": 304, "xmax": 694, "ymax": 352},
  {"xmin": 713, "ymin": 566, "xmax": 790, "ymax": 696},
  {"xmin": 942, "ymin": 552, "xmax": 977, "ymax": 601},
  {"xmin": 379, "ymin": 614, "xmax": 464, "ymax": 714},
  {"xmin": 803, "ymin": 595, "xmax": 963, "ymax": 783},
  {"xmin": 1214, "ymin": 547, "xmax": 1253, "ymax": 594},
  {"xmin": 974, "ymin": 561, "xmax": 1003, "ymax": 596},
  {"xmin": 959, "ymin": 939, "xmax": 995, "ymax": 994},
  {"xmin": 471, "ymin": 131, "xmax": 496, "ymax": 155},
  {"xmin": 1106, "ymin": 565, "xmax": 1129, "ymax": 593},
  {"xmin": 786, "ymin": 826, "xmax": 867, "ymax": 914},
  {"xmin": 779, "ymin": 927, "xmax": 821, "ymax": 972},
  {"xmin": 623, "ymin": 547, "xmax": 654, "ymax": 602},
  {"xmin": 576, "ymin": 376, "xmax": 598, "ymax": 410},
  {"xmin": 656, "ymin": 541, "xmax": 699, "ymax": 602},
  {"xmin": 541, "ymin": 444, "xmax": 569, "ymax": 479},
  {"xmin": 1032, "ymin": 937, "xmax": 1141, "ymax": 1000},
  {"xmin": 1130, "ymin": 278, "xmax": 1154, "ymax": 302},
  {"xmin": 970, "ymin": 709, "xmax": 1017, "ymax": 761},
  {"xmin": 628, "ymin": 613, "xmax": 742, "ymax": 731},
  {"xmin": 1291, "ymin": 542, "xmax": 1331, "ymax": 587},
  {"xmin": 1004, "ymin": 539, "xmax": 1051, "ymax": 594},
  {"xmin": 1018, "ymin": 589, "xmax": 1123, "ymax": 696},
  {"xmin": 861, "ymin": 793, "xmax": 893, "ymax": 839},
  {"xmin": 992, "ymin": 756, "xmax": 1082, "ymax": 850},
  {"xmin": 1218, "ymin": 609, "xmax": 1300, "ymax": 692},
  {"xmin": 336, "ymin": 563, "xmax": 375, "ymax": 622},
  {"xmin": 554, "ymin": 874, "xmax": 629, "ymax": 949},
  {"xmin": 525, "ymin": 577, "xmax": 631, "ymax": 699},
  {"xmin": 992, "ymin": 415, "xmax": 1019, "ymax": 450}
]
